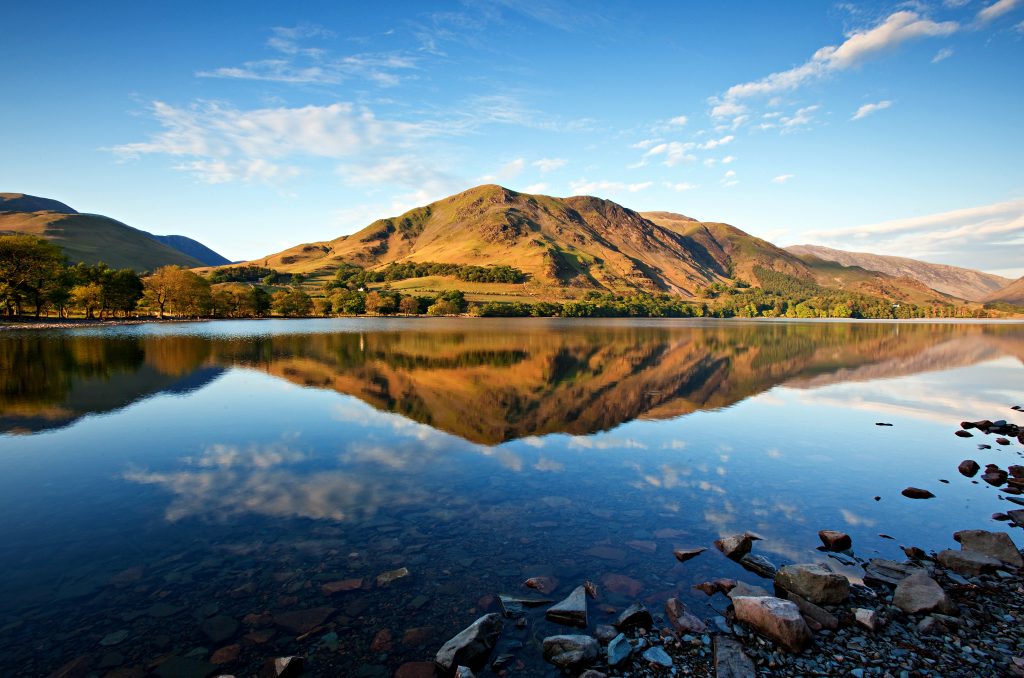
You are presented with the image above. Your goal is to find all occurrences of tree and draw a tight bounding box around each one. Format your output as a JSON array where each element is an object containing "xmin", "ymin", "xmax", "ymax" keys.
[
  {"xmin": 399, "ymin": 296, "xmax": 420, "ymax": 315},
  {"xmin": 248, "ymin": 286, "xmax": 272, "ymax": 317},
  {"xmin": 143, "ymin": 266, "xmax": 211, "ymax": 319},
  {"xmin": 427, "ymin": 298, "xmax": 461, "ymax": 316},
  {"xmin": 102, "ymin": 268, "xmax": 144, "ymax": 317},
  {"xmin": 314, "ymin": 297, "xmax": 333, "ymax": 316},
  {"xmin": 365, "ymin": 291, "xmax": 396, "ymax": 315},
  {"xmin": 70, "ymin": 283, "xmax": 103, "ymax": 319},
  {"xmin": 0, "ymin": 235, "xmax": 66, "ymax": 317},
  {"xmin": 271, "ymin": 288, "xmax": 313, "ymax": 317}
]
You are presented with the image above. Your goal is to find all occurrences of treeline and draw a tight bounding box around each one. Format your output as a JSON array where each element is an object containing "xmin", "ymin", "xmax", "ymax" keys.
[
  {"xmin": 325, "ymin": 288, "xmax": 469, "ymax": 316},
  {"xmin": 329, "ymin": 261, "xmax": 526, "ymax": 289},
  {"xmin": 208, "ymin": 265, "xmax": 293, "ymax": 285}
]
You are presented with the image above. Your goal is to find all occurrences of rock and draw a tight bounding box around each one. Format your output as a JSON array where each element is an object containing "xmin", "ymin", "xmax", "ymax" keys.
[
  {"xmin": 998, "ymin": 437, "xmax": 1012, "ymax": 445},
  {"xmin": 937, "ymin": 549, "xmax": 1002, "ymax": 576},
  {"xmin": 210, "ymin": 644, "xmax": 240, "ymax": 664},
  {"xmin": 739, "ymin": 553, "xmax": 777, "ymax": 578},
  {"xmin": 863, "ymin": 559, "xmax": 924, "ymax": 586},
  {"xmin": 626, "ymin": 540, "xmax": 657, "ymax": 554},
  {"xmin": 1010, "ymin": 465, "xmax": 1024, "ymax": 478},
  {"xmin": 46, "ymin": 656, "xmax": 92, "ymax": 678},
  {"xmin": 614, "ymin": 602, "xmax": 652, "ymax": 630},
  {"xmin": 273, "ymin": 607, "xmax": 334, "ymax": 635},
  {"xmin": 916, "ymin": 615, "xmax": 953, "ymax": 636},
  {"xmin": 395, "ymin": 662, "xmax": 436, "ymax": 678},
  {"xmin": 715, "ymin": 533, "xmax": 759, "ymax": 560},
  {"xmin": 542, "ymin": 634, "xmax": 599, "ymax": 669},
  {"xmin": 774, "ymin": 564, "xmax": 849, "ymax": 605},
  {"xmin": 728, "ymin": 581, "xmax": 770, "ymax": 599},
  {"xmin": 953, "ymin": 529, "xmax": 1024, "ymax": 567},
  {"xmin": 370, "ymin": 628, "xmax": 393, "ymax": 652},
  {"xmin": 817, "ymin": 530, "xmax": 851, "ymax": 551},
  {"xmin": 901, "ymin": 487, "xmax": 935, "ymax": 499},
  {"xmin": 955, "ymin": 430, "xmax": 974, "ymax": 438},
  {"xmin": 714, "ymin": 636, "xmax": 756, "ymax": 678},
  {"xmin": 258, "ymin": 656, "xmax": 304, "ymax": 678},
  {"xmin": 731, "ymin": 596, "xmax": 812, "ymax": 652},
  {"xmin": 545, "ymin": 585, "xmax": 587, "ymax": 627},
  {"xmin": 901, "ymin": 545, "xmax": 927, "ymax": 560},
  {"xmin": 524, "ymin": 576, "xmax": 558, "ymax": 594},
  {"xmin": 694, "ymin": 578, "xmax": 737, "ymax": 596},
  {"xmin": 853, "ymin": 607, "xmax": 883, "ymax": 632},
  {"xmin": 672, "ymin": 547, "xmax": 706, "ymax": 563},
  {"xmin": 100, "ymin": 630, "xmax": 129, "ymax": 646},
  {"xmin": 602, "ymin": 574, "xmax": 643, "ymax": 598},
  {"xmin": 665, "ymin": 597, "xmax": 707, "ymax": 633},
  {"xmin": 893, "ymin": 572, "xmax": 956, "ymax": 615},
  {"xmin": 201, "ymin": 615, "xmax": 238, "ymax": 644},
  {"xmin": 583, "ymin": 580, "xmax": 598, "ymax": 598},
  {"xmin": 983, "ymin": 469, "xmax": 1009, "ymax": 486},
  {"xmin": 153, "ymin": 656, "xmax": 215, "ymax": 678},
  {"xmin": 785, "ymin": 592, "xmax": 838, "ymax": 630},
  {"xmin": 1008, "ymin": 509, "xmax": 1024, "ymax": 527},
  {"xmin": 958, "ymin": 460, "xmax": 981, "ymax": 477},
  {"xmin": 321, "ymin": 578, "xmax": 363, "ymax": 595},
  {"xmin": 453, "ymin": 667, "xmax": 476, "ymax": 678},
  {"xmin": 579, "ymin": 671, "xmax": 608, "ymax": 678},
  {"xmin": 434, "ymin": 614, "xmax": 503, "ymax": 673},
  {"xmin": 594, "ymin": 624, "xmax": 618, "ymax": 643},
  {"xmin": 607, "ymin": 633, "xmax": 631, "ymax": 666},
  {"xmin": 497, "ymin": 594, "xmax": 552, "ymax": 617},
  {"xmin": 376, "ymin": 567, "xmax": 410, "ymax": 587},
  {"xmin": 642, "ymin": 646, "xmax": 673, "ymax": 668}
]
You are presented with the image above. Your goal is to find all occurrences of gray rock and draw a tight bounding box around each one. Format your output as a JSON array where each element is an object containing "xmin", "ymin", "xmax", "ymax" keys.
[
  {"xmin": 731, "ymin": 596, "xmax": 812, "ymax": 652},
  {"xmin": 542, "ymin": 634, "xmax": 599, "ymax": 669},
  {"xmin": 786, "ymin": 592, "xmax": 838, "ymax": 630},
  {"xmin": 258, "ymin": 656, "xmax": 305, "ymax": 678},
  {"xmin": 863, "ymin": 559, "xmax": 925, "ymax": 587},
  {"xmin": 99, "ymin": 630, "xmax": 129, "ymax": 646},
  {"xmin": 594, "ymin": 624, "xmax": 618, "ymax": 643},
  {"xmin": 665, "ymin": 597, "xmax": 707, "ymax": 633},
  {"xmin": 739, "ymin": 554, "xmax": 778, "ymax": 578},
  {"xmin": 614, "ymin": 602, "xmax": 652, "ymax": 631},
  {"xmin": 642, "ymin": 646, "xmax": 673, "ymax": 667},
  {"xmin": 937, "ymin": 549, "xmax": 1003, "ymax": 576},
  {"xmin": 454, "ymin": 667, "xmax": 476, "ymax": 678},
  {"xmin": 714, "ymin": 636, "xmax": 756, "ymax": 678},
  {"xmin": 775, "ymin": 563, "xmax": 849, "ymax": 605},
  {"xmin": 728, "ymin": 581, "xmax": 771, "ymax": 599},
  {"xmin": 673, "ymin": 547, "xmax": 706, "ymax": 563},
  {"xmin": 376, "ymin": 567, "xmax": 410, "ymax": 587},
  {"xmin": 953, "ymin": 530, "xmax": 1024, "ymax": 567},
  {"xmin": 435, "ymin": 613, "xmax": 504, "ymax": 673},
  {"xmin": 854, "ymin": 607, "xmax": 883, "ymax": 632},
  {"xmin": 607, "ymin": 633, "xmax": 631, "ymax": 666},
  {"xmin": 497, "ymin": 594, "xmax": 552, "ymax": 617},
  {"xmin": 893, "ymin": 572, "xmax": 957, "ymax": 615},
  {"xmin": 546, "ymin": 585, "xmax": 587, "ymax": 627}
]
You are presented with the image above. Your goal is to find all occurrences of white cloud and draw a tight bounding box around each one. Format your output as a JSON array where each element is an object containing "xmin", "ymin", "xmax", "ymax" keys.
[
  {"xmin": 772, "ymin": 174, "xmax": 795, "ymax": 184},
  {"xmin": 977, "ymin": 0, "xmax": 1021, "ymax": 23},
  {"xmin": 476, "ymin": 157, "xmax": 525, "ymax": 183},
  {"xmin": 664, "ymin": 181, "xmax": 698, "ymax": 192},
  {"xmin": 851, "ymin": 100, "xmax": 892, "ymax": 120},
  {"xmin": 668, "ymin": 115, "xmax": 689, "ymax": 126},
  {"xmin": 699, "ymin": 135, "xmax": 734, "ymax": 150},
  {"xmin": 630, "ymin": 138, "xmax": 661, "ymax": 149},
  {"xmin": 780, "ymin": 105, "xmax": 819, "ymax": 128},
  {"xmin": 714, "ymin": 11, "xmax": 958, "ymax": 107},
  {"xmin": 644, "ymin": 141, "xmax": 696, "ymax": 166},
  {"xmin": 523, "ymin": 182, "xmax": 548, "ymax": 194},
  {"xmin": 932, "ymin": 47, "xmax": 954, "ymax": 63},
  {"xmin": 533, "ymin": 157, "xmax": 567, "ymax": 173},
  {"xmin": 570, "ymin": 179, "xmax": 653, "ymax": 195},
  {"xmin": 710, "ymin": 101, "xmax": 747, "ymax": 119},
  {"xmin": 722, "ymin": 155, "xmax": 736, "ymax": 164},
  {"xmin": 721, "ymin": 170, "xmax": 739, "ymax": 188},
  {"xmin": 703, "ymin": 158, "xmax": 717, "ymax": 167}
]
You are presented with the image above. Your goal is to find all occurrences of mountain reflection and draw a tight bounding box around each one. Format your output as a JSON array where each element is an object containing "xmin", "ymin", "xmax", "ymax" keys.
[{"xmin": 2, "ymin": 321, "xmax": 1022, "ymax": 443}]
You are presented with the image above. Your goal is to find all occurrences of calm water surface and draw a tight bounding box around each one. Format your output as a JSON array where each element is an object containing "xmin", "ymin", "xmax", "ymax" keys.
[{"xmin": 1, "ymin": 319, "xmax": 1022, "ymax": 677}]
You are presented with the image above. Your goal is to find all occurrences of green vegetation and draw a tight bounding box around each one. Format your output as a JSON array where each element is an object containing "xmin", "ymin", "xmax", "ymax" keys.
[
  {"xmin": 329, "ymin": 261, "xmax": 526, "ymax": 290},
  {"xmin": 208, "ymin": 265, "xmax": 283, "ymax": 284}
]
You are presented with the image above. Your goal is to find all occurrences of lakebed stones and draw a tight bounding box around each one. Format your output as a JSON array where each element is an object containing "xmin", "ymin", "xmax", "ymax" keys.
[
  {"xmin": 497, "ymin": 594, "xmax": 551, "ymax": 617},
  {"xmin": 434, "ymin": 613, "xmax": 503, "ymax": 673},
  {"xmin": 524, "ymin": 576, "xmax": 558, "ymax": 594},
  {"xmin": 272, "ymin": 607, "xmax": 334, "ymax": 635},
  {"xmin": 546, "ymin": 585, "xmax": 587, "ymax": 627},
  {"xmin": 937, "ymin": 549, "xmax": 1003, "ymax": 576},
  {"xmin": 376, "ymin": 567, "xmax": 410, "ymax": 587},
  {"xmin": 893, "ymin": 572, "xmax": 956, "ymax": 615},
  {"xmin": 775, "ymin": 563, "xmax": 850, "ymax": 605},
  {"xmin": 953, "ymin": 529, "xmax": 1024, "ymax": 567},
  {"xmin": 542, "ymin": 634, "xmax": 599, "ymax": 669},
  {"xmin": 817, "ymin": 530, "xmax": 851, "ymax": 552},
  {"xmin": 665, "ymin": 597, "xmax": 707, "ymax": 633},
  {"xmin": 728, "ymin": 581, "xmax": 771, "ymax": 599},
  {"xmin": 672, "ymin": 547, "xmax": 706, "ymax": 563},
  {"xmin": 715, "ymin": 532, "xmax": 760, "ymax": 560},
  {"xmin": 714, "ymin": 636, "xmax": 756, "ymax": 678},
  {"xmin": 731, "ymin": 595, "xmax": 813, "ymax": 652}
]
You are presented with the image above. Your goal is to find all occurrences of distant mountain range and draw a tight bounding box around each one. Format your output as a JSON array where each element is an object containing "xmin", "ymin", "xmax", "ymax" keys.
[{"xmin": 0, "ymin": 192, "xmax": 231, "ymax": 270}]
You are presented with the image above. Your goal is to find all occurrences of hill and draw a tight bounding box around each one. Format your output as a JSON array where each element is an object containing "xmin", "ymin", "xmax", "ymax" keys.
[
  {"xmin": 786, "ymin": 244, "xmax": 1011, "ymax": 301},
  {"xmin": 0, "ymin": 193, "xmax": 231, "ymax": 270},
  {"xmin": 247, "ymin": 185, "xmax": 820, "ymax": 297},
  {"xmin": 985, "ymin": 276, "xmax": 1024, "ymax": 306}
]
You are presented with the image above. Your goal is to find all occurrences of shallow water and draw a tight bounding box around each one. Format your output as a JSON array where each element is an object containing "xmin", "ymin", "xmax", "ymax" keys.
[{"xmin": 1, "ymin": 318, "xmax": 1022, "ymax": 676}]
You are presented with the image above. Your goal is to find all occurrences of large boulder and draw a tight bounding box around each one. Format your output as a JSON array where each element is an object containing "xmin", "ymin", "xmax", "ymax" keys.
[
  {"xmin": 613, "ymin": 602, "xmax": 652, "ymax": 631},
  {"xmin": 665, "ymin": 597, "xmax": 707, "ymax": 633},
  {"xmin": 892, "ymin": 572, "xmax": 956, "ymax": 615},
  {"xmin": 774, "ymin": 564, "xmax": 849, "ymax": 605},
  {"xmin": 545, "ymin": 585, "xmax": 587, "ymax": 627},
  {"xmin": 715, "ymin": 533, "xmax": 760, "ymax": 560},
  {"xmin": 435, "ymin": 614, "xmax": 503, "ymax": 673},
  {"xmin": 937, "ymin": 549, "xmax": 1002, "ymax": 576},
  {"xmin": 817, "ymin": 530, "xmax": 851, "ymax": 552},
  {"xmin": 953, "ymin": 530, "xmax": 1023, "ymax": 567},
  {"xmin": 731, "ymin": 596, "xmax": 812, "ymax": 652},
  {"xmin": 542, "ymin": 634, "xmax": 599, "ymax": 669}
]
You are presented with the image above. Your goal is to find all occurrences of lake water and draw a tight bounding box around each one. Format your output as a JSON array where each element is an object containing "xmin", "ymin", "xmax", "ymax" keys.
[{"xmin": 1, "ymin": 318, "xmax": 1022, "ymax": 677}]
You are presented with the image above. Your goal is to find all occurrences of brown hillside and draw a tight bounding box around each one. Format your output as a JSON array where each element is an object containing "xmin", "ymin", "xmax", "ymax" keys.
[{"xmin": 985, "ymin": 276, "xmax": 1024, "ymax": 306}]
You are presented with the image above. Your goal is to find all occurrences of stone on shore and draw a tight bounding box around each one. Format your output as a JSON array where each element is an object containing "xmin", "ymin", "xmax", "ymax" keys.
[
  {"xmin": 864, "ymin": 559, "xmax": 925, "ymax": 587},
  {"xmin": 606, "ymin": 633, "xmax": 631, "ymax": 666},
  {"xmin": 953, "ymin": 529, "xmax": 1024, "ymax": 567},
  {"xmin": 854, "ymin": 608, "xmax": 883, "ymax": 632},
  {"xmin": 642, "ymin": 646, "xmax": 672, "ymax": 668},
  {"xmin": 786, "ymin": 592, "xmax": 839, "ymax": 630},
  {"xmin": 893, "ymin": 572, "xmax": 956, "ymax": 615},
  {"xmin": 497, "ymin": 594, "xmax": 552, "ymax": 617},
  {"xmin": 714, "ymin": 636, "xmax": 756, "ymax": 678},
  {"xmin": 542, "ymin": 634, "xmax": 599, "ymax": 669},
  {"xmin": 728, "ymin": 581, "xmax": 770, "ymax": 599},
  {"xmin": 715, "ymin": 532, "xmax": 760, "ymax": 560},
  {"xmin": 545, "ymin": 585, "xmax": 587, "ymax": 627},
  {"xmin": 672, "ymin": 547, "xmax": 706, "ymax": 563},
  {"xmin": 434, "ymin": 613, "xmax": 503, "ymax": 673},
  {"xmin": 775, "ymin": 564, "xmax": 850, "ymax": 605},
  {"xmin": 613, "ymin": 602, "xmax": 652, "ymax": 631},
  {"xmin": 665, "ymin": 597, "xmax": 707, "ymax": 633},
  {"xmin": 817, "ymin": 530, "xmax": 851, "ymax": 551},
  {"xmin": 731, "ymin": 596, "xmax": 813, "ymax": 652},
  {"xmin": 937, "ymin": 549, "xmax": 1003, "ymax": 576}
]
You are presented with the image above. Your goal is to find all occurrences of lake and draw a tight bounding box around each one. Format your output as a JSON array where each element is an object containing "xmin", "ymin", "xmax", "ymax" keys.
[{"xmin": 1, "ymin": 318, "xmax": 1022, "ymax": 677}]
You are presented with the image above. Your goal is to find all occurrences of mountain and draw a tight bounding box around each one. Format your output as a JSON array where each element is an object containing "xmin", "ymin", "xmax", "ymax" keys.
[
  {"xmin": 785, "ymin": 244, "xmax": 1011, "ymax": 301},
  {"xmin": 0, "ymin": 193, "xmax": 231, "ymax": 270},
  {"xmin": 150, "ymin": 234, "xmax": 232, "ymax": 266},
  {"xmin": 247, "ymin": 185, "xmax": 821, "ymax": 297},
  {"xmin": 985, "ymin": 276, "xmax": 1024, "ymax": 306}
]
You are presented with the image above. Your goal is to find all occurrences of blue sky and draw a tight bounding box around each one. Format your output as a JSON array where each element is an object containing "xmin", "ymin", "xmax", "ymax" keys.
[{"xmin": 1, "ymin": 1, "xmax": 1022, "ymax": 275}]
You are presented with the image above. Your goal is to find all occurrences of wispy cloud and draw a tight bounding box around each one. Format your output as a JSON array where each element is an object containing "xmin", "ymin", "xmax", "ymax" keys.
[
  {"xmin": 699, "ymin": 134, "xmax": 734, "ymax": 150},
  {"xmin": 664, "ymin": 181, "xmax": 698, "ymax": 192},
  {"xmin": 569, "ymin": 179, "xmax": 653, "ymax": 195},
  {"xmin": 534, "ymin": 157, "xmax": 567, "ymax": 172},
  {"xmin": 721, "ymin": 170, "xmax": 739, "ymax": 188},
  {"xmin": 932, "ymin": 47, "xmax": 954, "ymax": 62},
  {"xmin": 977, "ymin": 0, "xmax": 1022, "ymax": 24},
  {"xmin": 668, "ymin": 115, "xmax": 689, "ymax": 126},
  {"xmin": 644, "ymin": 141, "xmax": 696, "ymax": 167},
  {"xmin": 772, "ymin": 174, "xmax": 795, "ymax": 184},
  {"xmin": 851, "ymin": 100, "xmax": 892, "ymax": 120}
]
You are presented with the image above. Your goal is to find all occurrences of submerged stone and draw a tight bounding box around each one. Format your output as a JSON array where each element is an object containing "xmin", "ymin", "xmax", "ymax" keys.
[{"xmin": 546, "ymin": 585, "xmax": 587, "ymax": 627}]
